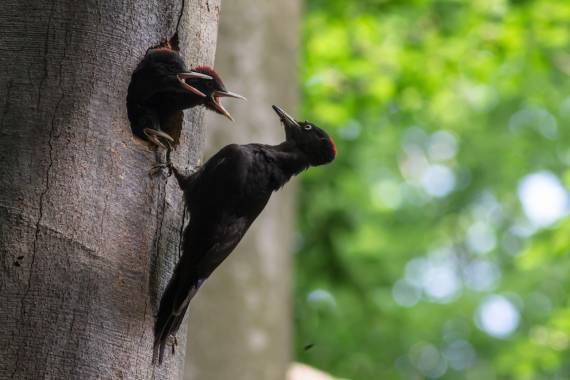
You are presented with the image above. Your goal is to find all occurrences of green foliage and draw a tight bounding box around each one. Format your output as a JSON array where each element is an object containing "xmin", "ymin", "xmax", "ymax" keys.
[{"xmin": 295, "ymin": 0, "xmax": 570, "ymax": 379}]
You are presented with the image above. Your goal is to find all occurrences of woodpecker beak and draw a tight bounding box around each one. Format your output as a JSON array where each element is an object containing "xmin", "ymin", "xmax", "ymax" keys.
[
  {"xmin": 212, "ymin": 90, "xmax": 247, "ymax": 101},
  {"xmin": 211, "ymin": 90, "xmax": 247, "ymax": 121},
  {"xmin": 177, "ymin": 72, "xmax": 212, "ymax": 97},
  {"xmin": 272, "ymin": 105, "xmax": 300, "ymax": 133}
]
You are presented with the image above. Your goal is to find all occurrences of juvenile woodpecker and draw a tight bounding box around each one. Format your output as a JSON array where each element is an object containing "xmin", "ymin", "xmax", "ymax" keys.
[
  {"xmin": 153, "ymin": 105, "xmax": 336, "ymax": 364},
  {"xmin": 127, "ymin": 48, "xmax": 245, "ymax": 148}
]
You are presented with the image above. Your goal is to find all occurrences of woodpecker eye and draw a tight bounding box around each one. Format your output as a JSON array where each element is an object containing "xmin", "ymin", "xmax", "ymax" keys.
[{"xmin": 303, "ymin": 124, "xmax": 312, "ymax": 131}]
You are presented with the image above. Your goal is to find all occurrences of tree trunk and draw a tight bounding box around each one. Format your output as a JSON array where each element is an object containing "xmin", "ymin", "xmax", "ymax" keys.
[
  {"xmin": 184, "ymin": 0, "xmax": 300, "ymax": 379},
  {"xmin": 0, "ymin": 1, "xmax": 219, "ymax": 378}
]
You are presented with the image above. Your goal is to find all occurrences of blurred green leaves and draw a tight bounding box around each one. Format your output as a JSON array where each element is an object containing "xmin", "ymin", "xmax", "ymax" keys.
[{"xmin": 295, "ymin": 0, "xmax": 570, "ymax": 379}]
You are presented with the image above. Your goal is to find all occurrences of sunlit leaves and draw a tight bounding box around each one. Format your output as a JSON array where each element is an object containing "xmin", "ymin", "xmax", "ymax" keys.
[{"xmin": 296, "ymin": 0, "xmax": 570, "ymax": 379}]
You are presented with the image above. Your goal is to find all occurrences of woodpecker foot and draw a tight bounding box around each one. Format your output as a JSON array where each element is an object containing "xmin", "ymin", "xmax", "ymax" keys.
[
  {"xmin": 149, "ymin": 162, "xmax": 173, "ymax": 177},
  {"xmin": 168, "ymin": 335, "xmax": 178, "ymax": 355},
  {"xmin": 144, "ymin": 128, "xmax": 174, "ymax": 150},
  {"xmin": 189, "ymin": 159, "xmax": 202, "ymax": 174}
]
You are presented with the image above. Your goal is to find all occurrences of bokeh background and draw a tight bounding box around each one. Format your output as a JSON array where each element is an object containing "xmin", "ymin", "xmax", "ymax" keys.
[
  {"xmin": 295, "ymin": 0, "xmax": 570, "ymax": 379},
  {"xmin": 187, "ymin": 1, "xmax": 570, "ymax": 379}
]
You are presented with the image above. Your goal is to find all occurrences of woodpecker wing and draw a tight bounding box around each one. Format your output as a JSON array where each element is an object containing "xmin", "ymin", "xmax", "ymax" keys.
[
  {"xmin": 153, "ymin": 216, "xmax": 251, "ymax": 364},
  {"xmin": 154, "ymin": 145, "xmax": 253, "ymax": 364}
]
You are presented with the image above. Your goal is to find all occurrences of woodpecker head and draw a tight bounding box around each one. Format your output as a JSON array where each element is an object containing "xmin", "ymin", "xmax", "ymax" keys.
[
  {"xmin": 130, "ymin": 48, "xmax": 213, "ymax": 100},
  {"xmin": 128, "ymin": 48, "xmax": 246, "ymax": 147},
  {"xmin": 272, "ymin": 105, "xmax": 336, "ymax": 166},
  {"xmin": 185, "ymin": 66, "xmax": 246, "ymax": 121}
]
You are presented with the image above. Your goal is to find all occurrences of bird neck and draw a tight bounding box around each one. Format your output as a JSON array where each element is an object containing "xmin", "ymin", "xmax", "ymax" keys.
[{"xmin": 267, "ymin": 142, "xmax": 309, "ymax": 187}]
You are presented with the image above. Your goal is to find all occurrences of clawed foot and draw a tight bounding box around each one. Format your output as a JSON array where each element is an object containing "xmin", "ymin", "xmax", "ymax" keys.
[
  {"xmin": 168, "ymin": 335, "xmax": 178, "ymax": 355},
  {"xmin": 149, "ymin": 162, "xmax": 173, "ymax": 177},
  {"xmin": 144, "ymin": 128, "xmax": 174, "ymax": 150},
  {"xmin": 189, "ymin": 159, "xmax": 202, "ymax": 174}
]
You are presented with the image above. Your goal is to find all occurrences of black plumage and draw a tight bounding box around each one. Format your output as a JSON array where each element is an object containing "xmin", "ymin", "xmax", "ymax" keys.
[
  {"xmin": 153, "ymin": 105, "xmax": 336, "ymax": 364},
  {"xmin": 127, "ymin": 48, "xmax": 245, "ymax": 148}
]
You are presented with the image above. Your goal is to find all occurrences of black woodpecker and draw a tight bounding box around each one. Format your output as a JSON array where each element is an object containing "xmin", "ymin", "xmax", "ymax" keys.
[
  {"xmin": 127, "ymin": 48, "xmax": 245, "ymax": 148},
  {"xmin": 153, "ymin": 105, "xmax": 336, "ymax": 364}
]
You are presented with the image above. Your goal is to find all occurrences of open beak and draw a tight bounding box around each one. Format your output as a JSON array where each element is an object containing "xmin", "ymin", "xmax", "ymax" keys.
[
  {"xmin": 272, "ymin": 105, "xmax": 300, "ymax": 132},
  {"xmin": 177, "ymin": 72, "xmax": 212, "ymax": 97},
  {"xmin": 211, "ymin": 90, "xmax": 247, "ymax": 122}
]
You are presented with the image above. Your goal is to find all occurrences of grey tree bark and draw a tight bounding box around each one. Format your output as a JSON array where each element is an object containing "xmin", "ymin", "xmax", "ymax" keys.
[
  {"xmin": 184, "ymin": 0, "xmax": 301, "ymax": 379},
  {"xmin": 0, "ymin": 1, "xmax": 219, "ymax": 378}
]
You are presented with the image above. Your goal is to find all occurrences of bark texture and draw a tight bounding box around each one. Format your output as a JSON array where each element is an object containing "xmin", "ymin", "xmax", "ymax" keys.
[
  {"xmin": 0, "ymin": 1, "xmax": 219, "ymax": 378},
  {"xmin": 184, "ymin": 0, "xmax": 301, "ymax": 379}
]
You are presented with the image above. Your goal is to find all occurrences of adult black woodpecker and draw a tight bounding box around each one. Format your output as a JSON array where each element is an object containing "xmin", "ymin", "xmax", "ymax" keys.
[
  {"xmin": 153, "ymin": 105, "xmax": 336, "ymax": 364},
  {"xmin": 127, "ymin": 48, "xmax": 245, "ymax": 148}
]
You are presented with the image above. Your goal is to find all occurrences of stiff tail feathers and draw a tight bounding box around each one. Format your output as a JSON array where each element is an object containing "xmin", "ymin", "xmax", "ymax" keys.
[{"xmin": 152, "ymin": 278, "xmax": 202, "ymax": 365}]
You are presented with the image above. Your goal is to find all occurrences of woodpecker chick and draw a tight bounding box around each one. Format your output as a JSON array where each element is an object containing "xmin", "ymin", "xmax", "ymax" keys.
[
  {"xmin": 127, "ymin": 48, "xmax": 211, "ymax": 148},
  {"xmin": 127, "ymin": 48, "xmax": 245, "ymax": 148},
  {"xmin": 180, "ymin": 65, "xmax": 246, "ymax": 122},
  {"xmin": 153, "ymin": 105, "xmax": 336, "ymax": 364}
]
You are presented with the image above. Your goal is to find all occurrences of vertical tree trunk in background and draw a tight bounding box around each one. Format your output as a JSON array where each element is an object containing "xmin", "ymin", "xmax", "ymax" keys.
[
  {"xmin": 0, "ymin": 1, "xmax": 219, "ymax": 378},
  {"xmin": 184, "ymin": 0, "xmax": 300, "ymax": 379}
]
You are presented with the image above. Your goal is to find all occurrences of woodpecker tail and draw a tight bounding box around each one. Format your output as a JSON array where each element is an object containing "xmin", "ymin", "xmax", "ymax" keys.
[{"xmin": 153, "ymin": 277, "xmax": 202, "ymax": 365}]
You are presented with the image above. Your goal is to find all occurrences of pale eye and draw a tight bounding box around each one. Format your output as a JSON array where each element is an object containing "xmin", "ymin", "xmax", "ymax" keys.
[{"xmin": 303, "ymin": 124, "xmax": 313, "ymax": 131}]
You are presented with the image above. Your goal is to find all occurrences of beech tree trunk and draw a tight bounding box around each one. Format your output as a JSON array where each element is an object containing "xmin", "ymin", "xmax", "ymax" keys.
[
  {"xmin": 184, "ymin": 0, "xmax": 301, "ymax": 379},
  {"xmin": 0, "ymin": 1, "xmax": 219, "ymax": 378}
]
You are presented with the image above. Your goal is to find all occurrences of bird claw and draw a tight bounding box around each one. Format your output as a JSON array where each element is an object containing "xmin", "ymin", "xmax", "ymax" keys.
[
  {"xmin": 189, "ymin": 159, "xmax": 202, "ymax": 174},
  {"xmin": 149, "ymin": 162, "xmax": 173, "ymax": 177},
  {"xmin": 148, "ymin": 135, "xmax": 167, "ymax": 149},
  {"xmin": 168, "ymin": 335, "xmax": 178, "ymax": 355},
  {"xmin": 144, "ymin": 128, "xmax": 174, "ymax": 150}
]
